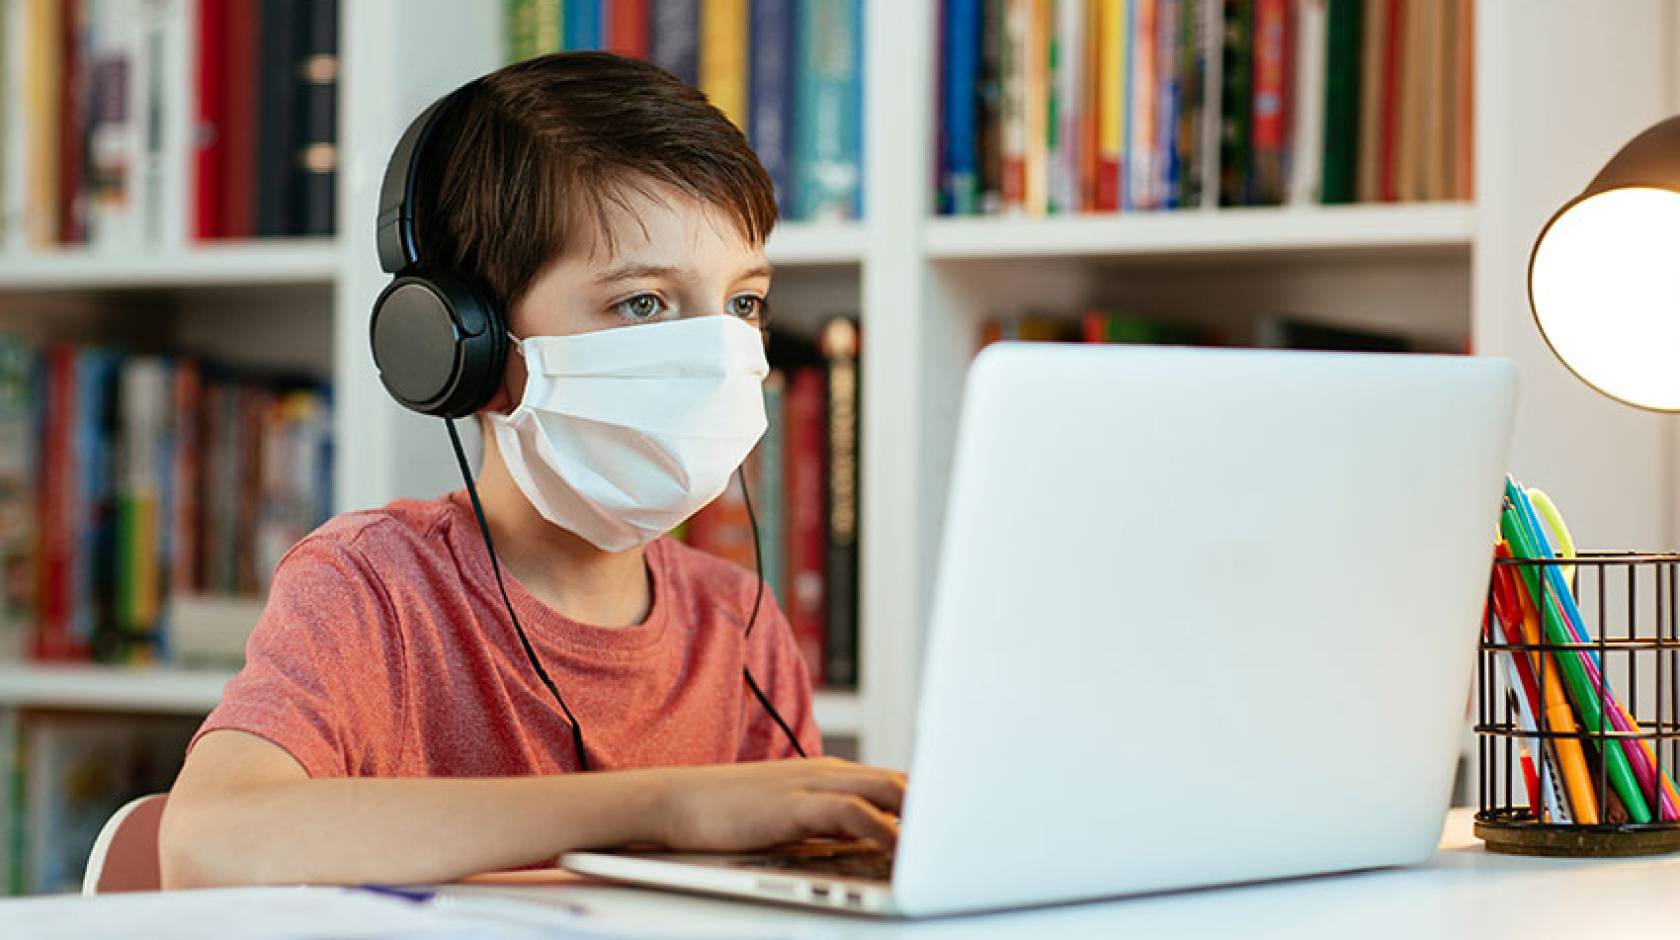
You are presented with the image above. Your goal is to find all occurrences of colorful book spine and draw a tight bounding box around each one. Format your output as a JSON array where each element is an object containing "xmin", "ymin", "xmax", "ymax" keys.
[
  {"xmin": 793, "ymin": 0, "xmax": 862, "ymax": 220},
  {"xmin": 221, "ymin": 0, "xmax": 258, "ymax": 239},
  {"xmin": 784, "ymin": 365, "xmax": 826, "ymax": 684},
  {"xmin": 1049, "ymin": 0, "xmax": 1082, "ymax": 213},
  {"xmin": 1319, "ymin": 0, "xmax": 1360, "ymax": 203},
  {"xmin": 1078, "ymin": 0, "xmax": 1101, "ymax": 211},
  {"xmin": 819, "ymin": 317, "xmax": 859, "ymax": 689},
  {"xmin": 1377, "ymin": 0, "xmax": 1400, "ymax": 201},
  {"xmin": 0, "ymin": 339, "xmax": 34, "ymax": 661},
  {"xmin": 942, "ymin": 0, "xmax": 983, "ymax": 215},
  {"xmin": 607, "ymin": 0, "xmax": 650, "ymax": 57},
  {"xmin": 977, "ymin": 0, "xmax": 1005, "ymax": 211},
  {"xmin": 1453, "ymin": 0, "xmax": 1471, "ymax": 200},
  {"xmin": 24, "ymin": 0, "xmax": 63, "ymax": 246},
  {"xmin": 565, "ymin": 0, "xmax": 604, "ymax": 49},
  {"xmin": 1217, "ymin": 0, "xmax": 1250, "ymax": 205},
  {"xmin": 650, "ymin": 0, "xmax": 700, "ymax": 84},
  {"xmin": 1155, "ymin": 0, "xmax": 1180, "ymax": 208},
  {"xmin": 749, "ymin": 0, "xmax": 796, "ymax": 215},
  {"xmin": 700, "ymin": 0, "xmax": 748, "ymax": 128},
  {"xmin": 1021, "ymin": 0, "xmax": 1049, "ymax": 214},
  {"xmin": 1196, "ymin": 0, "xmax": 1223, "ymax": 207},
  {"xmin": 758, "ymin": 370, "xmax": 786, "ymax": 605},
  {"xmin": 1248, "ymin": 0, "xmax": 1289, "ymax": 204},
  {"xmin": 1094, "ymin": 0, "xmax": 1125, "ymax": 211},
  {"xmin": 506, "ymin": 0, "xmax": 540, "ymax": 61},
  {"xmin": 999, "ymin": 0, "xmax": 1027, "ymax": 212},
  {"xmin": 255, "ymin": 0, "xmax": 301, "ymax": 237},
  {"xmin": 56, "ymin": 0, "xmax": 86, "ymax": 244},
  {"xmin": 1287, "ymin": 0, "xmax": 1326, "ymax": 205},
  {"xmin": 295, "ymin": 0, "xmax": 338, "ymax": 237},
  {"xmin": 1126, "ymin": 0, "xmax": 1156, "ymax": 209}
]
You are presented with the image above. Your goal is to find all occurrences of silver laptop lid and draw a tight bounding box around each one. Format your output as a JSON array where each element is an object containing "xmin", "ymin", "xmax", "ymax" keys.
[{"xmin": 894, "ymin": 344, "xmax": 1518, "ymax": 916}]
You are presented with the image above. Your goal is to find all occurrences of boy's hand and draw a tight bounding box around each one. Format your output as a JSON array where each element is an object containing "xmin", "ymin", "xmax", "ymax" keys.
[{"xmin": 650, "ymin": 757, "xmax": 906, "ymax": 852}]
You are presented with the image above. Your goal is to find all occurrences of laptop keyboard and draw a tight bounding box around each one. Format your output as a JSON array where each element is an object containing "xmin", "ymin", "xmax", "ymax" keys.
[{"xmin": 736, "ymin": 847, "xmax": 896, "ymax": 883}]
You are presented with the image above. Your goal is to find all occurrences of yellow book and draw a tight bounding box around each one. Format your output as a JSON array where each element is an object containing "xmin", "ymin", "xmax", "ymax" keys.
[
  {"xmin": 1095, "ymin": 0, "xmax": 1125, "ymax": 210},
  {"xmin": 1023, "ymin": 0, "xmax": 1050, "ymax": 214},
  {"xmin": 536, "ymin": 0, "xmax": 561, "ymax": 53},
  {"xmin": 24, "ymin": 0, "xmax": 59, "ymax": 246},
  {"xmin": 700, "ymin": 0, "xmax": 749, "ymax": 129}
]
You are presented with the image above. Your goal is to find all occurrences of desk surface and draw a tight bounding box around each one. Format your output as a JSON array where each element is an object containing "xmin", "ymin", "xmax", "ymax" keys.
[{"xmin": 439, "ymin": 809, "xmax": 1680, "ymax": 938}]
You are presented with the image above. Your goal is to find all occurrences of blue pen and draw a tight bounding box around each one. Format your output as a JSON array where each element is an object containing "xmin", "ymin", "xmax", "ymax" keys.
[
  {"xmin": 1504, "ymin": 479, "xmax": 1599, "ymax": 664},
  {"xmin": 351, "ymin": 883, "xmax": 436, "ymax": 903}
]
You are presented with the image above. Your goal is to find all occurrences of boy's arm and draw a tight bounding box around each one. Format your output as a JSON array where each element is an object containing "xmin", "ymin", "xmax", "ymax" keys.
[{"xmin": 160, "ymin": 729, "xmax": 904, "ymax": 889}]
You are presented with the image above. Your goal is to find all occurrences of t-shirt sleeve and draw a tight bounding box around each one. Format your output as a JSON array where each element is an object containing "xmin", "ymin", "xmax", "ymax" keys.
[
  {"xmin": 189, "ymin": 533, "xmax": 410, "ymax": 778},
  {"xmin": 738, "ymin": 588, "xmax": 824, "ymax": 761}
]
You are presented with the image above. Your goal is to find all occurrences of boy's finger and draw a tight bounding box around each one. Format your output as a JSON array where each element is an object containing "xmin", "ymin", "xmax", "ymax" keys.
[
  {"xmin": 808, "ymin": 772, "xmax": 905, "ymax": 814},
  {"xmin": 798, "ymin": 794, "xmax": 900, "ymax": 848}
]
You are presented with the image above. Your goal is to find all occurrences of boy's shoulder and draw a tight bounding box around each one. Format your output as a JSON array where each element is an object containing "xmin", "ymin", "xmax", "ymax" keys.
[{"xmin": 288, "ymin": 493, "xmax": 461, "ymax": 567}]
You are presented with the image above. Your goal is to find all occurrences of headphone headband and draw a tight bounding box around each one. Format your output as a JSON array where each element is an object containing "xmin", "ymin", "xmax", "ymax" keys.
[{"xmin": 375, "ymin": 81, "xmax": 482, "ymax": 273}]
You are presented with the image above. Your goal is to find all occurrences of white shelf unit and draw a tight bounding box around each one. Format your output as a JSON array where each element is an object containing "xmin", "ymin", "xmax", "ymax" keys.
[{"xmin": 0, "ymin": 0, "xmax": 1675, "ymax": 782}]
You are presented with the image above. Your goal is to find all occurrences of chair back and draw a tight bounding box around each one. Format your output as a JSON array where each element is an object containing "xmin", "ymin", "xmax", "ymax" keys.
[{"xmin": 82, "ymin": 793, "xmax": 168, "ymax": 895}]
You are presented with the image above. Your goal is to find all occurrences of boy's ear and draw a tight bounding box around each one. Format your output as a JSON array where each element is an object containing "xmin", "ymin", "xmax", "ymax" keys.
[{"xmin": 477, "ymin": 349, "xmax": 525, "ymax": 417}]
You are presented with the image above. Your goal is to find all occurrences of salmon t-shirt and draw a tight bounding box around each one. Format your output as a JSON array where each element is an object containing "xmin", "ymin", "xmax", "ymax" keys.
[{"xmin": 191, "ymin": 490, "xmax": 821, "ymax": 778}]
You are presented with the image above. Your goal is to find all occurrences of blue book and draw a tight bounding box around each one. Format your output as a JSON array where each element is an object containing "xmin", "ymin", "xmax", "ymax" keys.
[
  {"xmin": 72, "ymin": 349, "xmax": 120, "ymax": 651},
  {"xmin": 749, "ymin": 0, "xmax": 797, "ymax": 215},
  {"xmin": 650, "ymin": 0, "xmax": 700, "ymax": 85},
  {"xmin": 942, "ymin": 0, "xmax": 981, "ymax": 215},
  {"xmin": 564, "ymin": 0, "xmax": 603, "ymax": 50},
  {"xmin": 793, "ymin": 0, "xmax": 862, "ymax": 221}
]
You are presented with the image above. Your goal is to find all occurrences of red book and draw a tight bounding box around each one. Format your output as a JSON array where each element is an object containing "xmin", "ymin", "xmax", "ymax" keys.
[
  {"xmin": 194, "ymin": 0, "xmax": 229, "ymax": 240},
  {"xmin": 606, "ymin": 0, "xmax": 649, "ymax": 58},
  {"xmin": 1378, "ymin": 0, "xmax": 1402, "ymax": 202},
  {"xmin": 34, "ymin": 349, "xmax": 84, "ymax": 661},
  {"xmin": 1248, "ymin": 0, "xmax": 1292, "ymax": 204},
  {"xmin": 783, "ymin": 367, "xmax": 826, "ymax": 685},
  {"xmin": 221, "ymin": 0, "xmax": 259, "ymax": 238},
  {"xmin": 57, "ymin": 0, "xmax": 86, "ymax": 244}
]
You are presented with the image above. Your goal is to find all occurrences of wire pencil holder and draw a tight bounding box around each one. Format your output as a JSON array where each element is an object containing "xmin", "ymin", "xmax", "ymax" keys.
[{"xmin": 1476, "ymin": 552, "xmax": 1680, "ymax": 856}]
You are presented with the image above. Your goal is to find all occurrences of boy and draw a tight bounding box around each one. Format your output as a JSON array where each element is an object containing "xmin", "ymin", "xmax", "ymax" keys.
[{"xmin": 159, "ymin": 53, "xmax": 903, "ymax": 888}]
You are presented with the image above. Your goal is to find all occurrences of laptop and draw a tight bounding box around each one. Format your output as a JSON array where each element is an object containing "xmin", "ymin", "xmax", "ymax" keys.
[{"xmin": 562, "ymin": 343, "xmax": 1519, "ymax": 918}]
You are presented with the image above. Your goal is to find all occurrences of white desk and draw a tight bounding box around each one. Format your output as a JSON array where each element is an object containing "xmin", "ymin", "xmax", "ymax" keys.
[{"xmin": 437, "ymin": 809, "xmax": 1680, "ymax": 938}]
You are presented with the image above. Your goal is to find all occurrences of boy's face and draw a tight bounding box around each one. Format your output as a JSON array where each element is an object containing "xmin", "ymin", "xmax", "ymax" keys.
[{"xmin": 488, "ymin": 178, "xmax": 772, "ymax": 414}]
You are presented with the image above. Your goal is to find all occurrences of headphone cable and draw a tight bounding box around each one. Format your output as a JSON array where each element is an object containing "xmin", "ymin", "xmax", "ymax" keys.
[{"xmin": 446, "ymin": 418, "xmax": 592, "ymax": 772}]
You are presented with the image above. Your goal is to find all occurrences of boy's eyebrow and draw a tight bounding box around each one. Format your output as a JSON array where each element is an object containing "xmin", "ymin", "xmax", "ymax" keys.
[{"xmin": 591, "ymin": 262, "xmax": 776, "ymax": 284}]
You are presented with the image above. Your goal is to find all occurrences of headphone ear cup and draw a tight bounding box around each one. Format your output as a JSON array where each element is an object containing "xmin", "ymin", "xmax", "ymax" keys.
[{"xmin": 370, "ymin": 269, "xmax": 508, "ymax": 419}]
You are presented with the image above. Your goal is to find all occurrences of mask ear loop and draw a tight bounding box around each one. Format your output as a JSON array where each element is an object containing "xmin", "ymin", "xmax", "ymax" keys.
[
  {"xmin": 738, "ymin": 465, "xmax": 810, "ymax": 758},
  {"xmin": 446, "ymin": 417, "xmax": 592, "ymax": 772}
]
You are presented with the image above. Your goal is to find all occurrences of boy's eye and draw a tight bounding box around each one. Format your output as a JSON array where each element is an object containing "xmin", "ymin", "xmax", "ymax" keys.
[
  {"xmin": 613, "ymin": 293, "xmax": 667, "ymax": 322},
  {"xmin": 729, "ymin": 295, "xmax": 764, "ymax": 321}
]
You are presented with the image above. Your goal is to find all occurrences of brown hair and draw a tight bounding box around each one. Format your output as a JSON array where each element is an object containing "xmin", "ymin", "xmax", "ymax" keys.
[{"xmin": 414, "ymin": 52, "xmax": 778, "ymax": 310}]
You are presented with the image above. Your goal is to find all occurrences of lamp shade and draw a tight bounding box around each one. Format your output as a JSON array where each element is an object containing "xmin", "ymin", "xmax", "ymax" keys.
[{"xmin": 1529, "ymin": 115, "xmax": 1680, "ymax": 411}]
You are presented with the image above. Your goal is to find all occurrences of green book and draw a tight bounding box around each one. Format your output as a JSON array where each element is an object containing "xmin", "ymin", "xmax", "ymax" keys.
[
  {"xmin": 1218, "ymin": 0, "xmax": 1253, "ymax": 206},
  {"xmin": 1320, "ymin": 0, "xmax": 1363, "ymax": 203}
]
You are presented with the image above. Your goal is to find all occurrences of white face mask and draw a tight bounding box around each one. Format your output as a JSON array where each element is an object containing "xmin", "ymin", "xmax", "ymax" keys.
[{"xmin": 489, "ymin": 315, "xmax": 770, "ymax": 552}]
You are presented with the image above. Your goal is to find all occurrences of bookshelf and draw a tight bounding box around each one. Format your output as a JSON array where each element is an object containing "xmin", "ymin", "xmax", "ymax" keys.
[{"xmin": 0, "ymin": 0, "xmax": 1675, "ymax": 794}]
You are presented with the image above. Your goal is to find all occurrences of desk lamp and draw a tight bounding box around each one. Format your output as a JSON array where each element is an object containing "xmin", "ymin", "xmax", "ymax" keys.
[{"xmin": 1529, "ymin": 115, "xmax": 1680, "ymax": 411}]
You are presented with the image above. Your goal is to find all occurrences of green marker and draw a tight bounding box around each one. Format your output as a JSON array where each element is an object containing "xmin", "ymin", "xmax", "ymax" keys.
[{"xmin": 1499, "ymin": 495, "xmax": 1651, "ymax": 824}]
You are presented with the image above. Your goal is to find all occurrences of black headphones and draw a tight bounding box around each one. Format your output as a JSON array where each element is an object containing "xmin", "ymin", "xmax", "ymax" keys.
[{"xmin": 370, "ymin": 80, "xmax": 510, "ymax": 419}]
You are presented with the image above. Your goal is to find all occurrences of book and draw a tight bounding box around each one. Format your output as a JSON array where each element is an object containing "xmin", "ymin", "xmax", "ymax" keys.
[
  {"xmin": 57, "ymin": 0, "xmax": 86, "ymax": 244},
  {"xmin": 977, "ymin": 0, "xmax": 1005, "ymax": 211},
  {"xmin": 1093, "ymin": 0, "xmax": 1124, "ymax": 211},
  {"xmin": 783, "ymin": 365, "xmax": 825, "ymax": 684},
  {"xmin": 1254, "ymin": 314, "xmax": 1409, "ymax": 351},
  {"xmin": 2, "ymin": 0, "xmax": 28, "ymax": 250},
  {"xmin": 140, "ymin": 0, "xmax": 195, "ymax": 249},
  {"xmin": 792, "ymin": 0, "xmax": 862, "ymax": 220},
  {"xmin": 191, "ymin": 0, "xmax": 227, "ymax": 240},
  {"xmin": 1319, "ymin": 0, "xmax": 1360, "ymax": 203},
  {"xmin": 1126, "ymin": 0, "xmax": 1157, "ymax": 209},
  {"xmin": 505, "ymin": 0, "xmax": 541, "ymax": 61},
  {"xmin": 1394, "ymin": 0, "xmax": 1423, "ymax": 201},
  {"xmin": 85, "ymin": 0, "xmax": 143, "ymax": 249},
  {"xmin": 606, "ymin": 0, "xmax": 651, "ymax": 58},
  {"xmin": 33, "ymin": 348, "xmax": 77, "ymax": 661},
  {"xmin": 819, "ymin": 317, "xmax": 858, "ymax": 689},
  {"xmin": 757, "ymin": 369, "xmax": 786, "ymax": 607},
  {"xmin": 749, "ymin": 0, "xmax": 796, "ymax": 215},
  {"xmin": 1247, "ymin": 0, "xmax": 1289, "ymax": 205},
  {"xmin": 0, "ymin": 338, "xmax": 33, "ymax": 662},
  {"xmin": 565, "ymin": 0, "xmax": 605, "ymax": 50},
  {"xmin": 24, "ymin": 0, "xmax": 62, "ymax": 246},
  {"xmin": 999, "ymin": 0, "xmax": 1027, "ymax": 212},
  {"xmin": 1377, "ymin": 0, "xmax": 1400, "ymax": 201},
  {"xmin": 941, "ymin": 0, "xmax": 982, "ymax": 214},
  {"xmin": 1078, "ymin": 0, "xmax": 1100, "ymax": 211},
  {"xmin": 1354, "ymin": 0, "xmax": 1383, "ymax": 201},
  {"xmin": 1021, "ymin": 0, "xmax": 1048, "ymax": 214},
  {"xmin": 700, "ymin": 0, "xmax": 747, "ymax": 128},
  {"xmin": 255, "ymin": 0, "xmax": 302, "ymax": 237},
  {"xmin": 650, "ymin": 0, "xmax": 700, "ymax": 85},
  {"xmin": 1155, "ymin": 0, "xmax": 1181, "ymax": 208},
  {"xmin": 1176, "ymin": 0, "xmax": 1212, "ymax": 209},
  {"xmin": 296, "ymin": 0, "xmax": 338, "ymax": 237},
  {"xmin": 1287, "ymin": 0, "xmax": 1325, "ymax": 204},
  {"xmin": 1048, "ymin": 0, "xmax": 1082, "ymax": 213},
  {"xmin": 1216, "ymin": 0, "xmax": 1249, "ymax": 206},
  {"xmin": 1452, "ymin": 0, "xmax": 1470, "ymax": 199},
  {"xmin": 220, "ymin": 0, "xmax": 258, "ymax": 239}
]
